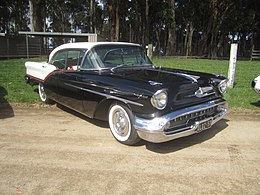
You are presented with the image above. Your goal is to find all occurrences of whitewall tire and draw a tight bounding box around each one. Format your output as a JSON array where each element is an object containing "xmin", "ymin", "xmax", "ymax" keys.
[
  {"xmin": 38, "ymin": 83, "xmax": 51, "ymax": 103},
  {"xmin": 108, "ymin": 104, "xmax": 140, "ymax": 145}
]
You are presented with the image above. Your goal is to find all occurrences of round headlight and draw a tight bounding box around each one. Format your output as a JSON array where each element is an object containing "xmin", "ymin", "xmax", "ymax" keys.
[
  {"xmin": 218, "ymin": 80, "xmax": 228, "ymax": 94},
  {"xmin": 151, "ymin": 90, "xmax": 168, "ymax": 110}
]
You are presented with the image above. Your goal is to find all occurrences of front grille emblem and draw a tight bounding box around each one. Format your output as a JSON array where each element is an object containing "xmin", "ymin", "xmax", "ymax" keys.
[{"xmin": 195, "ymin": 86, "xmax": 215, "ymax": 98}]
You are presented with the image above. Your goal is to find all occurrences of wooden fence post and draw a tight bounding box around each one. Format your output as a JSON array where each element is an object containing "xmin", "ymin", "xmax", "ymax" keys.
[
  {"xmin": 146, "ymin": 44, "xmax": 153, "ymax": 59},
  {"xmin": 227, "ymin": 43, "xmax": 238, "ymax": 88}
]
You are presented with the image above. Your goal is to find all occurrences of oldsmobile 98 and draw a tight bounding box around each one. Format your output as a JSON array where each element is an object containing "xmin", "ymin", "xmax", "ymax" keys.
[{"xmin": 25, "ymin": 42, "xmax": 228, "ymax": 145}]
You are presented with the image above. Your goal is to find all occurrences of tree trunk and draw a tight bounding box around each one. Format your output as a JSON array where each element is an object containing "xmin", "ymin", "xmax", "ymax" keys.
[
  {"xmin": 29, "ymin": 0, "xmax": 43, "ymax": 32},
  {"xmin": 29, "ymin": 0, "xmax": 34, "ymax": 31},
  {"xmin": 155, "ymin": 29, "xmax": 161, "ymax": 56},
  {"xmin": 108, "ymin": 1, "xmax": 115, "ymax": 41},
  {"xmin": 115, "ymin": 1, "xmax": 119, "ymax": 41},
  {"xmin": 145, "ymin": 0, "xmax": 149, "ymax": 46},
  {"xmin": 129, "ymin": 23, "xmax": 132, "ymax": 42},
  {"xmin": 109, "ymin": 0, "xmax": 119, "ymax": 41},
  {"xmin": 209, "ymin": 0, "xmax": 218, "ymax": 59},
  {"xmin": 184, "ymin": 24, "xmax": 189, "ymax": 56},
  {"xmin": 89, "ymin": 0, "xmax": 96, "ymax": 33},
  {"xmin": 185, "ymin": 22, "xmax": 194, "ymax": 56},
  {"xmin": 206, "ymin": 0, "xmax": 235, "ymax": 59},
  {"xmin": 166, "ymin": 0, "xmax": 176, "ymax": 56}
]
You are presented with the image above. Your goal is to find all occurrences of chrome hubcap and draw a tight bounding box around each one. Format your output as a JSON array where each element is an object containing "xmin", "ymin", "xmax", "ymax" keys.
[
  {"xmin": 39, "ymin": 84, "xmax": 46, "ymax": 100},
  {"xmin": 113, "ymin": 109, "xmax": 129, "ymax": 136}
]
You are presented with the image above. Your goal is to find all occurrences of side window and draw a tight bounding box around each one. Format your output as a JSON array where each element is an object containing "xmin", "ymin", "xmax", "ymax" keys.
[
  {"xmin": 67, "ymin": 50, "xmax": 85, "ymax": 70},
  {"xmin": 50, "ymin": 50, "xmax": 86, "ymax": 70},
  {"xmin": 82, "ymin": 51, "xmax": 98, "ymax": 69},
  {"xmin": 50, "ymin": 50, "xmax": 67, "ymax": 69}
]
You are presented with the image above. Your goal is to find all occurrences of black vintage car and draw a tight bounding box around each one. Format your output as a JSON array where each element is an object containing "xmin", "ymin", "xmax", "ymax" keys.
[{"xmin": 25, "ymin": 42, "xmax": 228, "ymax": 145}]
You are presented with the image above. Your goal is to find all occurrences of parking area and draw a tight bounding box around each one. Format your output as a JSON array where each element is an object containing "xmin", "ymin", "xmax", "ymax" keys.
[{"xmin": 0, "ymin": 104, "xmax": 260, "ymax": 194}]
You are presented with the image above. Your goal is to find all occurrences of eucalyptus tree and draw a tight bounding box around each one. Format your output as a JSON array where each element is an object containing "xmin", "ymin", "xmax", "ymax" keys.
[
  {"xmin": 0, "ymin": 0, "xmax": 29, "ymax": 33},
  {"xmin": 2, "ymin": 0, "xmax": 259, "ymax": 58}
]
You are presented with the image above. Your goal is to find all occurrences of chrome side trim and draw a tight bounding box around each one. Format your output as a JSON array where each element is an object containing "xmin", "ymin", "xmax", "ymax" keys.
[
  {"xmin": 64, "ymin": 83, "xmax": 144, "ymax": 107},
  {"xmin": 134, "ymin": 99, "xmax": 227, "ymax": 143}
]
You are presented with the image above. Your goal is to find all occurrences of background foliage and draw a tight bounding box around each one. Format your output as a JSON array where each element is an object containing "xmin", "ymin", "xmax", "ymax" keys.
[
  {"xmin": 0, "ymin": 0, "xmax": 260, "ymax": 58},
  {"xmin": 0, "ymin": 57, "xmax": 259, "ymax": 110}
]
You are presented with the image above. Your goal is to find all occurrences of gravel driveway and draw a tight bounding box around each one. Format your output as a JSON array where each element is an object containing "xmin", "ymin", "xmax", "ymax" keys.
[{"xmin": 0, "ymin": 103, "xmax": 260, "ymax": 194}]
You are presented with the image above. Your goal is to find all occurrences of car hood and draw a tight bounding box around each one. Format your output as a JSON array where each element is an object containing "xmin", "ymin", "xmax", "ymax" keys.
[
  {"xmin": 112, "ymin": 67, "xmax": 218, "ymax": 89},
  {"xmin": 108, "ymin": 67, "xmax": 224, "ymax": 111}
]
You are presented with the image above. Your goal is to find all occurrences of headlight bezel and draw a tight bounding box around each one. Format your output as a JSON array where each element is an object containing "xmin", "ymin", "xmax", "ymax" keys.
[
  {"xmin": 151, "ymin": 89, "xmax": 168, "ymax": 110},
  {"xmin": 218, "ymin": 79, "xmax": 228, "ymax": 94}
]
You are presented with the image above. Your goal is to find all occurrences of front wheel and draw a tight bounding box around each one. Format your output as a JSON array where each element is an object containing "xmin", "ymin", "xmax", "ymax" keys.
[
  {"xmin": 108, "ymin": 104, "xmax": 140, "ymax": 145},
  {"xmin": 38, "ymin": 83, "xmax": 51, "ymax": 103}
]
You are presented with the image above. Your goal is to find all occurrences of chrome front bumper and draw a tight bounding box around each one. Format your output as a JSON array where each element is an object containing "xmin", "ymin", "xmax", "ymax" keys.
[{"xmin": 134, "ymin": 99, "xmax": 228, "ymax": 143}]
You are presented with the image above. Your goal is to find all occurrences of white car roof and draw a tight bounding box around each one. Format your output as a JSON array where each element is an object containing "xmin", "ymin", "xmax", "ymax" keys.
[{"xmin": 49, "ymin": 42, "xmax": 141, "ymax": 61}]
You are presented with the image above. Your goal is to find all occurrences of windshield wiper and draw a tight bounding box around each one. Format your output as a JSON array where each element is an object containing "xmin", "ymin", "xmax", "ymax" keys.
[
  {"xmin": 111, "ymin": 64, "xmax": 129, "ymax": 72},
  {"xmin": 111, "ymin": 63, "xmax": 153, "ymax": 72}
]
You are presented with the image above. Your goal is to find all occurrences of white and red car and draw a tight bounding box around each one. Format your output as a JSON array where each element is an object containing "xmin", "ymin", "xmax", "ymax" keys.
[{"xmin": 252, "ymin": 75, "xmax": 260, "ymax": 94}]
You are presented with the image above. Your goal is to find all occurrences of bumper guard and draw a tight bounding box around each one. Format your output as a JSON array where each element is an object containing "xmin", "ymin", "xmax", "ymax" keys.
[{"xmin": 134, "ymin": 99, "xmax": 228, "ymax": 143}]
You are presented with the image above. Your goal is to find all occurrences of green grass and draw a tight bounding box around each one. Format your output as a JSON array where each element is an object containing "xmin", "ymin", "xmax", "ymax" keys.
[
  {"xmin": 153, "ymin": 58, "xmax": 260, "ymax": 110},
  {"xmin": 0, "ymin": 57, "xmax": 46, "ymax": 103},
  {"xmin": 0, "ymin": 57, "xmax": 259, "ymax": 110}
]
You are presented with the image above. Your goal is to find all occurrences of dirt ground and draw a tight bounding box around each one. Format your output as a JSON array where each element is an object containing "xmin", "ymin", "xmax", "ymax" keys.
[{"xmin": 0, "ymin": 103, "xmax": 260, "ymax": 194}]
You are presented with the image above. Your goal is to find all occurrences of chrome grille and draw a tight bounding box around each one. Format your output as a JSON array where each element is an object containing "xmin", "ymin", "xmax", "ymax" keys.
[{"xmin": 164, "ymin": 106, "xmax": 218, "ymax": 135}]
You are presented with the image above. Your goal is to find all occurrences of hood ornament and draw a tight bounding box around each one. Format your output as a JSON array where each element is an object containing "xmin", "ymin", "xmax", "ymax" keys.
[{"xmin": 148, "ymin": 80, "xmax": 163, "ymax": 86}]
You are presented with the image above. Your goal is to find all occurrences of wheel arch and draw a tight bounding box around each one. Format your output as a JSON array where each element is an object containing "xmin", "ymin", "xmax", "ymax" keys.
[{"xmin": 93, "ymin": 98, "xmax": 132, "ymax": 121}]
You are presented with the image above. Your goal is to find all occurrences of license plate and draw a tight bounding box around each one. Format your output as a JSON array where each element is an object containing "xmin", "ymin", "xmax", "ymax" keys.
[{"xmin": 195, "ymin": 118, "xmax": 213, "ymax": 133}]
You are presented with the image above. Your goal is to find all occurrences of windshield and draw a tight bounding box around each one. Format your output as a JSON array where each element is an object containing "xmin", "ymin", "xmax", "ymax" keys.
[{"xmin": 82, "ymin": 44, "xmax": 152, "ymax": 70}]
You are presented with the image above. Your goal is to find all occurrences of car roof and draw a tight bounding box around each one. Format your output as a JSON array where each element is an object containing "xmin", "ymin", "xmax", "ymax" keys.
[{"xmin": 49, "ymin": 42, "xmax": 141, "ymax": 61}]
